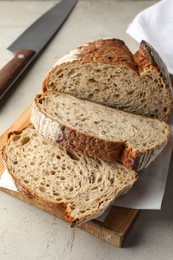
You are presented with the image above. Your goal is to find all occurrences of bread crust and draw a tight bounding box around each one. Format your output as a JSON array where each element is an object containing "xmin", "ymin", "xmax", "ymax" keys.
[
  {"xmin": 134, "ymin": 40, "xmax": 173, "ymax": 121},
  {"xmin": 31, "ymin": 97, "xmax": 125, "ymax": 162},
  {"xmin": 42, "ymin": 38, "xmax": 138, "ymax": 92},
  {"xmin": 31, "ymin": 95, "xmax": 170, "ymax": 171},
  {"xmin": 42, "ymin": 39, "xmax": 173, "ymax": 122}
]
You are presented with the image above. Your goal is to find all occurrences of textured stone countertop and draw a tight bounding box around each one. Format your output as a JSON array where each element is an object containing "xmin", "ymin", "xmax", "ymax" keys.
[{"xmin": 0, "ymin": 1, "xmax": 173, "ymax": 259}]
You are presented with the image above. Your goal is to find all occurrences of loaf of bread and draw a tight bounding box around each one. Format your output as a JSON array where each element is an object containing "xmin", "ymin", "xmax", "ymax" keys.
[
  {"xmin": 42, "ymin": 39, "xmax": 173, "ymax": 122},
  {"xmin": 2, "ymin": 124, "xmax": 137, "ymax": 225},
  {"xmin": 31, "ymin": 92, "xmax": 170, "ymax": 170}
]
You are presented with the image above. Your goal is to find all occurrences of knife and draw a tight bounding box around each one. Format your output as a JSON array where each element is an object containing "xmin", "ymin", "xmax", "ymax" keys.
[{"xmin": 0, "ymin": 0, "xmax": 77, "ymax": 100}]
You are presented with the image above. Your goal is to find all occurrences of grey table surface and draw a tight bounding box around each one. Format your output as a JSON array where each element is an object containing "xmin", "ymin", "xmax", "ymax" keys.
[{"xmin": 0, "ymin": 1, "xmax": 173, "ymax": 259}]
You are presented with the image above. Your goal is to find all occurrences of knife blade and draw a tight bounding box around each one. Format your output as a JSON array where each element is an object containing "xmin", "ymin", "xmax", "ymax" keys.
[{"xmin": 0, "ymin": 0, "xmax": 77, "ymax": 100}]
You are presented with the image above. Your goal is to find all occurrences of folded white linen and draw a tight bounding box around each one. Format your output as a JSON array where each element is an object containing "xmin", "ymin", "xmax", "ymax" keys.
[{"xmin": 127, "ymin": 0, "xmax": 173, "ymax": 74}]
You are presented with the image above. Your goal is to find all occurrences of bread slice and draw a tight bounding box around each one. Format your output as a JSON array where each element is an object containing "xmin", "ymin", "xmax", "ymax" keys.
[
  {"xmin": 42, "ymin": 39, "xmax": 173, "ymax": 122},
  {"xmin": 2, "ymin": 124, "xmax": 137, "ymax": 225},
  {"xmin": 31, "ymin": 92, "xmax": 170, "ymax": 171}
]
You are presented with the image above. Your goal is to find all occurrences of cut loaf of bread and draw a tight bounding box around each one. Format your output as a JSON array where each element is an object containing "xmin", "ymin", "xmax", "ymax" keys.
[
  {"xmin": 31, "ymin": 92, "xmax": 170, "ymax": 171},
  {"xmin": 2, "ymin": 124, "xmax": 137, "ymax": 225},
  {"xmin": 43, "ymin": 39, "xmax": 173, "ymax": 122}
]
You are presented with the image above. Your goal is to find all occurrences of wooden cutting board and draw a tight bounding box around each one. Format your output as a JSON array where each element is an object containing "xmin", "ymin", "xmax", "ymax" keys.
[{"xmin": 0, "ymin": 105, "xmax": 139, "ymax": 247}]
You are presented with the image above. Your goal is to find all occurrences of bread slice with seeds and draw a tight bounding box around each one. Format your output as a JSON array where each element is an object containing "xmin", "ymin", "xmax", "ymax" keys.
[
  {"xmin": 31, "ymin": 92, "xmax": 170, "ymax": 170},
  {"xmin": 43, "ymin": 39, "xmax": 173, "ymax": 122},
  {"xmin": 2, "ymin": 124, "xmax": 137, "ymax": 225}
]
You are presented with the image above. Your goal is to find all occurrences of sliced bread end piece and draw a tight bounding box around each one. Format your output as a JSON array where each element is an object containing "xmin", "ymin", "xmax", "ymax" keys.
[{"xmin": 2, "ymin": 124, "xmax": 137, "ymax": 225}]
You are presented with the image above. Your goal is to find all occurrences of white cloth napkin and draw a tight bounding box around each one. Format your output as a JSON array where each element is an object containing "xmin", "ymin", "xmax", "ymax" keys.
[{"xmin": 126, "ymin": 0, "xmax": 173, "ymax": 74}]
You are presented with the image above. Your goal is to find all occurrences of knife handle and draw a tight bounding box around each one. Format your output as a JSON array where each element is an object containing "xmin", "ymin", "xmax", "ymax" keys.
[{"xmin": 0, "ymin": 49, "xmax": 36, "ymax": 99}]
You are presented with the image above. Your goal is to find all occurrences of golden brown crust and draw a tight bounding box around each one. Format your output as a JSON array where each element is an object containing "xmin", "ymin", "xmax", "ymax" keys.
[
  {"xmin": 75, "ymin": 39, "xmax": 138, "ymax": 70},
  {"xmin": 42, "ymin": 38, "xmax": 138, "ymax": 92},
  {"xmin": 42, "ymin": 77, "xmax": 49, "ymax": 93},
  {"xmin": 134, "ymin": 40, "xmax": 157, "ymax": 73},
  {"xmin": 120, "ymin": 145, "xmax": 138, "ymax": 169},
  {"xmin": 134, "ymin": 40, "xmax": 173, "ymax": 121},
  {"xmin": 55, "ymin": 125, "xmax": 125, "ymax": 162},
  {"xmin": 134, "ymin": 40, "xmax": 167, "ymax": 74}
]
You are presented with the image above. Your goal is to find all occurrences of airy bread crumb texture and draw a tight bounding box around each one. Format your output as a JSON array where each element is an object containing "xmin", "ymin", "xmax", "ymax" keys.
[
  {"xmin": 4, "ymin": 125, "xmax": 137, "ymax": 225},
  {"xmin": 44, "ymin": 39, "xmax": 173, "ymax": 121},
  {"xmin": 35, "ymin": 92, "xmax": 170, "ymax": 153},
  {"xmin": 49, "ymin": 63, "xmax": 168, "ymax": 119}
]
